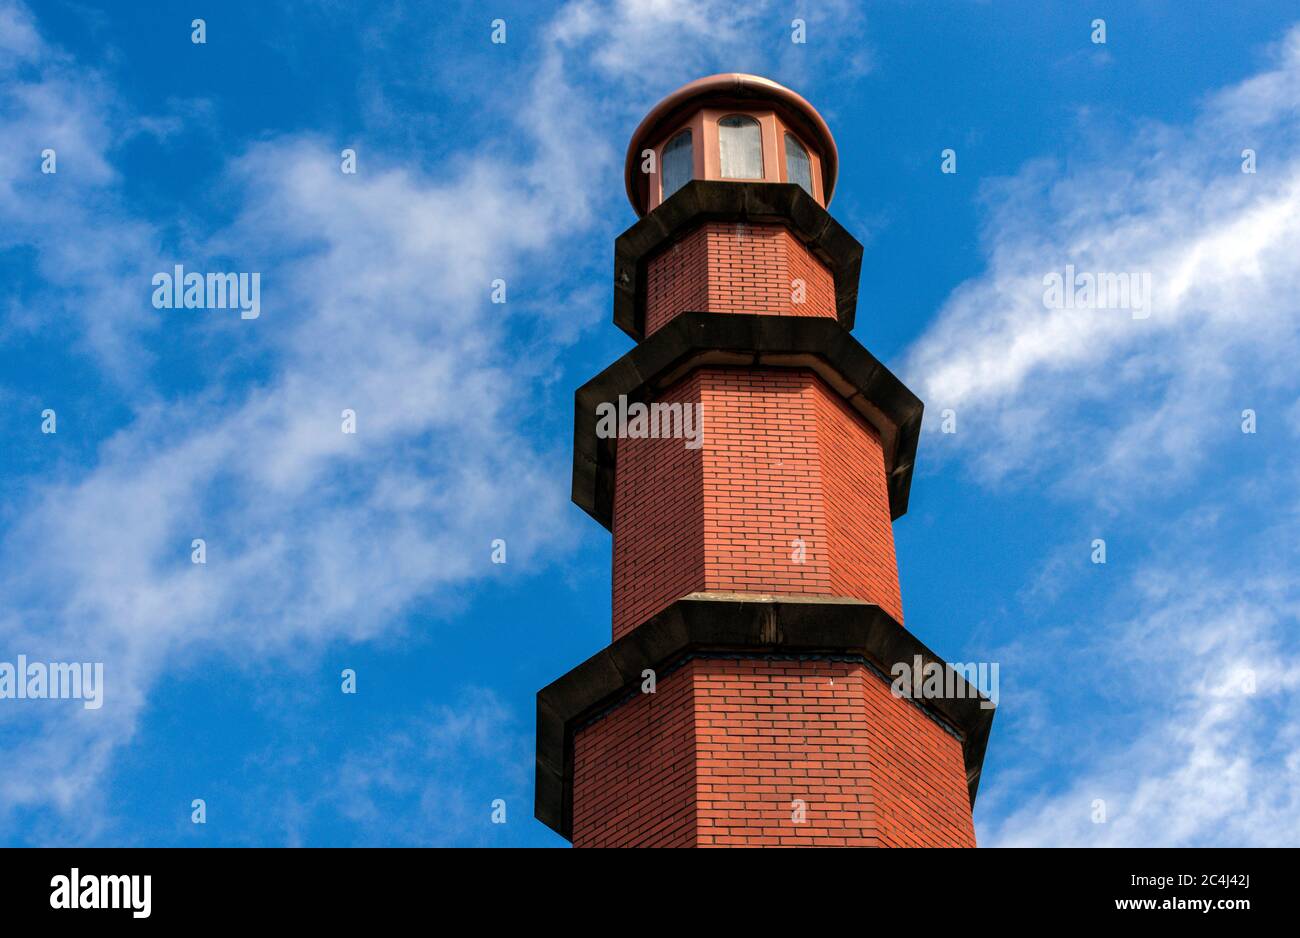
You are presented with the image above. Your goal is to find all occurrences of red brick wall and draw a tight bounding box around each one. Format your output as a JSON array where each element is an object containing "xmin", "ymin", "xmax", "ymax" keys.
[
  {"xmin": 580, "ymin": 181, "xmax": 968, "ymax": 849},
  {"xmin": 571, "ymin": 656, "xmax": 976, "ymax": 848},
  {"xmin": 611, "ymin": 367, "xmax": 903, "ymax": 638},
  {"xmin": 695, "ymin": 658, "xmax": 872, "ymax": 846},
  {"xmin": 644, "ymin": 223, "xmax": 837, "ymax": 336},
  {"xmin": 612, "ymin": 376, "xmax": 706, "ymax": 640},
  {"xmin": 571, "ymin": 663, "xmax": 697, "ymax": 848},
  {"xmin": 699, "ymin": 369, "xmax": 834, "ymax": 597},
  {"xmin": 696, "ymin": 657, "xmax": 975, "ymax": 848},
  {"xmin": 814, "ymin": 385, "xmax": 904, "ymax": 623},
  {"xmin": 856, "ymin": 660, "xmax": 978, "ymax": 847}
]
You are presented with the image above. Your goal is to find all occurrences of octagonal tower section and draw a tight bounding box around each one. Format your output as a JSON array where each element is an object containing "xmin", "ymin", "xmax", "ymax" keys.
[{"xmin": 537, "ymin": 74, "xmax": 994, "ymax": 848}]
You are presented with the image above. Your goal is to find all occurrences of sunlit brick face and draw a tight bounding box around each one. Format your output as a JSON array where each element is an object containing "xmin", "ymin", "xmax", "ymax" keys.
[
  {"xmin": 694, "ymin": 658, "xmax": 975, "ymax": 848},
  {"xmin": 572, "ymin": 657, "xmax": 976, "ymax": 848},
  {"xmin": 611, "ymin": 367, "xmax": 902, "ymax": 640}
]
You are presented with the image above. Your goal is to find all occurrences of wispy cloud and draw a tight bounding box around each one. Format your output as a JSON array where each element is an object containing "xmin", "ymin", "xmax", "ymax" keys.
[
  {"xmin": 0, "ymin": 0, "xmax": 854, "ymax": 842},
  {"xmin": 0, "ymin": 1, "xmax": 593, "ymax": 833},
  {"xmin": 550, "ymin": 0, "xmax": 871, "ymax": 108},
  {"xmin": 904, "ymin": 26, "xmax": 1300, "ymax": 502},
  {"xmin": 326, "ymin": 687, "xmax": 530, "ymax": 846},
  {"xmin": 0, "ymin": 1, "xmax": 163, "ymax": 382},
  {"xmin": 898, "ymin": 24, "xmax": 1300, "ymax": 846},
  {"xmin": 980, "ymin": 502, "xmax": 1300, "ymax": 846}
]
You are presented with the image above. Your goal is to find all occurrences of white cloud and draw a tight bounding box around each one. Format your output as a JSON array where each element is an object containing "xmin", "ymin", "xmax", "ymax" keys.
[
  {"xmin": 0, "ymin": 1, "xmax": 161, "ymax": 382},
  {"xmin": 903, "ymin": 26, "xmax": 1300, "ymax": 499},
  {"xmin": 900, "ymin": 24, "xmax": 1300, "ymax": 846},
  {"xmin": 327, "ymin": 688, "xmax": 530, "ymax": 846},
  {"xmin": 980, "ymin": 520, "xmax": 1300, "ymax": 847},
  {"xmin": 550, "ymin": 0, "xmax": 870, "ymax": 92},
  {"xmin": 0, "ymin": 0, "xmax": 41, "ymax": 64},
  {"xmin": 0, "ymin": 2, "xmax": 595, "ymax": 832},
  {"xmin": 0, "ymin": 0, "xmax": 859, "ymax": 842}
]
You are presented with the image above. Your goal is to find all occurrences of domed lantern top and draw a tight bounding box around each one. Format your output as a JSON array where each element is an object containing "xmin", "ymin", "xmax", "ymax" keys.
[{"xmin": 624, "ymin": 73, "xmax": 839, "ymax": 216}]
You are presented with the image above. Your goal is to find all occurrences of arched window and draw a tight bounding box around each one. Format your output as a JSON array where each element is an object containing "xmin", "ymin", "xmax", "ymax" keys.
[
  {"xmin": 718, "ymin": 115, "xmax": 763, "ymax": 180},
  {"xmin": 784, "ymin": 133, "xmax": 813, "ymax": 196},
  {"xmin": 661, "ymin": 129, "xmax": 693, "ymax": 202}
]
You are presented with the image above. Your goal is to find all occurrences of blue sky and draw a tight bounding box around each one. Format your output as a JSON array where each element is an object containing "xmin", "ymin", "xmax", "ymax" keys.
[{"xmin": 1, "ymin": 0, "xmax": 1298, "ymax": 847}]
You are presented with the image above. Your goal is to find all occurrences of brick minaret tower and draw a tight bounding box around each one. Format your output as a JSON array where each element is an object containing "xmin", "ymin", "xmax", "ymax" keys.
[{"xmin": 535, "ymin": 74, "xmax": 994, "ymax": 847}]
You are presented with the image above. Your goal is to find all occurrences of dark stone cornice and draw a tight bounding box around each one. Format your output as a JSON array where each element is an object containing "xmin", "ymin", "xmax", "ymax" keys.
[
  {"xmin": 572, "ymin": 312, "xmax": 923, "ymax": 530},
  {"xmin": 613, "ymin": 180, "xmax": 863, "ymax": 341},
  {"xmin": 535, "ymin": 593, "xmax": 996, "ymax": 842}
]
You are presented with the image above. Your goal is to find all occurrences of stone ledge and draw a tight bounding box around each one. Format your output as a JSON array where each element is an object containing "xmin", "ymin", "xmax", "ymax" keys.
[
  {"xmin": 614, "ymin": 180, "xmax": 863, "ymax": 341},
  {"xmin": 572, "ymin": 312, "xmax": 923, "ymax": 530},
  {"xmin": 535, "ymin": 593, "xmax": 995, "ymax": 842}
]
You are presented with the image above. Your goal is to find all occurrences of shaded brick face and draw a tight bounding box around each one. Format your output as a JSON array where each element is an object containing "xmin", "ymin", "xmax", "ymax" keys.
[
  {"xmin": 611, "ymin": 367, "xmax": 902, "ymax": 639},
  {"xmin": 572, "ymin": 657, "xmax": 976, "ymax": 848},
  {"xmin": 571, "ymin": 664, "xmax": 697, "ymax": 848},
  {"xmin": 644, "ymin": 222, "xmax": 837, "ymax": 337},
  {"xmin": 611, "ymin": 375, "xmax": 706, "ymax": 640},
  {"xmin": 814, "ymin": 385, "xmax": 905, "ymax": 620}
]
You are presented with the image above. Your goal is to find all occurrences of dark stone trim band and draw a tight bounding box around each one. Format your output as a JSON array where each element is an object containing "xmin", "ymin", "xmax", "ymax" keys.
[
  {"xmin": 534, "ymin": 593, "xmax": 996, "ymax": 842},
  {"xmin": 571, "ymin": 311, "xmax": 924, "ymax": 530},
  {"xmin": 613, "ymin": 179, "xmax": 863, "ymax": 341},
  {"xmin": 575, "ymin": 650, "xmax": 968, "ymax": 745}
]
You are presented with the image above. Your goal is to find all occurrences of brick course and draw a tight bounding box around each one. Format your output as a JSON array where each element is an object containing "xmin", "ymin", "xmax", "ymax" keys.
[
  {"xmin": 572, "ymin": 656, "xmax": 976, "ymax": 848},
  {"xmin": 611, "ymin": 375, "xmax": 707, "ymax": 638},
  {"xmin": 571, "ymin": 663, "xmax": 697, "ymax": 848},
  {"xmin": 644, "ymin": 223, "xmax": 837, "ymax": 336},
  {"xmin": 612, "ymin": 367, "xmax": 903, "ymax": 639}
]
